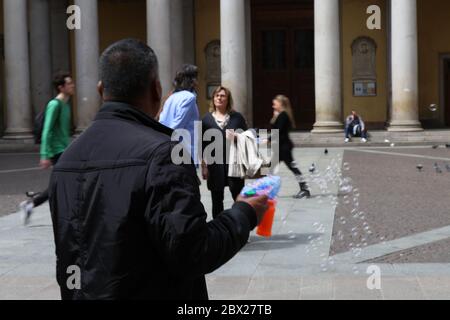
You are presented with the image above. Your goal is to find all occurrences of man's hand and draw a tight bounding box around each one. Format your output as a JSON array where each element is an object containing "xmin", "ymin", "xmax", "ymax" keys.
[
  {"xmin": 225, "ymin": 129, "xmax": 236, "ymax": 141},
  {"xmin": 236, "ymin": 194, "xmax": 269, "ymax": 225},
  {"xmin": 201, "ymin": 166, "xmax": 209, "ymax": 180},
  {"xmin": 40, "ymin": 159, "xmax": 52, "ymax": 170}
]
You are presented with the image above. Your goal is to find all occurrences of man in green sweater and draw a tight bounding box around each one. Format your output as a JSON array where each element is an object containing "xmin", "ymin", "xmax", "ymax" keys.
[{"xmin": 20, "ymin": 72, "xmax": 75, "ymax": 225}]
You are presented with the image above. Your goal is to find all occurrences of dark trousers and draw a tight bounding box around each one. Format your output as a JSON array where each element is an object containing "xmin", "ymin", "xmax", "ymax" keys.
[
  {"xmin": 279, "ymin": 148, "xmax": 308, "ymax": 191},
  {"xmin": 211, "ymin": 177, "xmax": 245, "ymax": 219},
  {"xmin": 282, "ymin": 149, "xmax": 303, "ymax": 177},
  {"xmin": 32, "ymin": 153, "xmax": 62, "ymax": 207}
]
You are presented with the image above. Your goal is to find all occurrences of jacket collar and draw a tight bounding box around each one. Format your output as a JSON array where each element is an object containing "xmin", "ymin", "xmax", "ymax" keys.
[{"xmin": 95, "ymin": 101, "xmax": 173, "ymax": 136}]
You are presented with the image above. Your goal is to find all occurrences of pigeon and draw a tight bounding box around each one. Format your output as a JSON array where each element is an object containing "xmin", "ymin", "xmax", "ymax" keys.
[
  {"xmin": 416, "ymin": 164, "xmax": 423, "ymax": 172},
  {"xmin": 324, "ymin": 149, "xmax": 328, "ymax": 155},
  {"xmin": 26, "ymin": 191, "xmax": 37, "ymax": 198},
  {"xmin": 309, "ymin": 163, "xmax": 316, "ymax": 174},
  {"xmin": 434, "ymin": 163, "xmax": 443, "ymax": 173},
  {"xmin": 446, "ymin": 164, "xmax": 450, "ymax": 172},
  {"xmin": 432, "ymin": 145, "xmax": 439, "ymax": 149},
  {"xmin": 446, "ymin": 144, "xmax": 450, "ymax": 149}
]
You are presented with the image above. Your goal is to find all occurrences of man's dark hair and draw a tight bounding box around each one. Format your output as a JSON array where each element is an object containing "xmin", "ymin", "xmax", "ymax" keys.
[
  {"xmin": 53, "ymin": 71, "xmax": 71, "ymax": 92},
  {"xmin": 99, "ymin": 38, "xmax": 158, "ymax": 100},
  {"xmin": 173, "ymin": 64, "xmax": 198, "ymax": 92}
]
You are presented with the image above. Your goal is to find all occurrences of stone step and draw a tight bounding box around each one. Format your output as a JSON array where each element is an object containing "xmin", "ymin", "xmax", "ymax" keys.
[{"xmin": 291, "ymin": 130, "xmax": 450, "ymax": 147}]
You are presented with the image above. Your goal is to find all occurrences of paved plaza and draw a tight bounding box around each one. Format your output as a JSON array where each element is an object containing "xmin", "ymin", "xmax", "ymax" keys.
[{"xmin": 2, "ymin": 147, "xmax": 450, "ymax": 300}]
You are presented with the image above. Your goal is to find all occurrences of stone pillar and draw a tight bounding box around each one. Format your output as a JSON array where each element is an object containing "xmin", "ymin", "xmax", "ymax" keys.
[
  {"xmin": 311, "ymin": 0, "xmax": 343, "ymax": 133},
  {"xmin": 245, "ymin": 0, "xmax": 253, "ymax": 127},
  {"xmin": 29, "ymin": 0, "xmax": 53, "ymax": 116},
  {"xmin": 388, "ymin": 0, "xmax": 423, "ymax": 131},
  {"xmin": 147, "ymin": 0, "xmax": 172, "ymax": 96},
  {"xmin": 171, "ymin": 0, "xmax": 184, "ymax": 74},
  {"xmin": 3, "ymin": 0, "xmax": 33, "ymax": 139},
  {"xmin": 220, "ymin": 0, "xmax": 249, "ymax": 121},
  {"xmin": 74, "ymin": 0, "xmax": 100, "ymax": 133}
]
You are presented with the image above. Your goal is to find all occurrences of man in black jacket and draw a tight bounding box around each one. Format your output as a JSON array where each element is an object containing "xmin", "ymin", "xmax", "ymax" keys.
[{"xmin": 48, "ymin": 39, "xmax": 268, "ymax": 300}]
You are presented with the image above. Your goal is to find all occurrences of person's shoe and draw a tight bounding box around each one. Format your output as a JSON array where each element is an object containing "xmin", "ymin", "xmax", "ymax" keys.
[
  {"xmin": 19, "ymin": 200, "xmax": 34, "ymax": 226},
  {"xmin": 294, "ymin": 189, "xmax": 311, "ymax": 199},
  {"xmin": 344, "ymin": 138, "xmax": 350, "ymax": 143},
  {"xmin": 361, "ymin": 138, "xmax": 367, "ymax": 143}
]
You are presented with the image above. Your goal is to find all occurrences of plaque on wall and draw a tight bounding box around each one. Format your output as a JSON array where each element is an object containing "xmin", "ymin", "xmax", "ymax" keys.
[
  {"xmin": 205, "ymin": 40, "xmax": 221, "ymax": 99},
  {"xmin": 207, "ymin": 84, "xmax": 220, "ymax": 99},
  {"xmin": 353, "ymin": 81, "xmax": 377, "ymax": 97},
  {"xmin": 351, "ymin": 37, "xmax": 377, "ymax": 97}
]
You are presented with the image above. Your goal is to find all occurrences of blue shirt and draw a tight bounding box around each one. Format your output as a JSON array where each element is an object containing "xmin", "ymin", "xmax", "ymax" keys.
[{"xmin": 159, "ymin": 90, "xmax": 200, "ymax": 164}]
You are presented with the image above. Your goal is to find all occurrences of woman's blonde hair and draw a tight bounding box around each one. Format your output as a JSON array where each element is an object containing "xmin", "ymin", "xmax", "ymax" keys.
[
  {"xmin": 271, "ymin": 95, "xmax": 296, "ymax": 129},
  {"xmin": 209, "ymin": 86, "xmax": 234, "ymax": 113}
]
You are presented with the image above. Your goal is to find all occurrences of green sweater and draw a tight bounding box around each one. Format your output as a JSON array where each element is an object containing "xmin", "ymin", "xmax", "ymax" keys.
[{"xmin": 40, "ymin": 99, "xmax": 71, "ymax": 160}]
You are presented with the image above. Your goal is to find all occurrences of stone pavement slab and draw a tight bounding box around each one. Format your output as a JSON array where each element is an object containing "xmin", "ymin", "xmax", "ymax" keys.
[{"xmin": 2, "ymin": 148, "xmax": 450, "ymax": 300}]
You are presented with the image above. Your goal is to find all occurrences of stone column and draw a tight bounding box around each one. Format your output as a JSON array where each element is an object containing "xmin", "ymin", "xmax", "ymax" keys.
[
  {"xmin": 3, "ymin": 0, "xmax": 33, "ymax": 139},
  {"xmin": 311, "ymin": 0, "xmax": 343, "ymax": 133},
  {"xmin": 245, "ymin": 0, "xmax": 253, "ymax": 127},
  {"xmin": 74, "ymin": 0, "xmax": 100, "ymax": 133},
  {"xmin": 171, "ymin": 0, "xmax": 196, "ymax": 69},
  {"xmin": 388, "ymin": 0, "xmax": 423, "ymax": 131},
  {"xmin": 147, "ymin": 0, "xmax": 172, "ymax": 97},
  {"xmin": 29, "ymin": 0, "xmax": 53, "ymax": 116},
  {"xmin": 171, "ymin": 0, "xmax": 184, "ymax": 74},
  {"xmin": 220, "ymin": 0, "xmax": 249, "ymax": 121}
]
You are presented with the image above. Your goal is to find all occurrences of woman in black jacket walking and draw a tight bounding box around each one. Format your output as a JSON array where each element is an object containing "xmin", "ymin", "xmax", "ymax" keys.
[
  {"xmin": 270, "ymin": 95, "xmax": 311, "ymax": 199},
  {"xmin": 202, "ymin": 86, "xmax": 248, "ymax": 218}
]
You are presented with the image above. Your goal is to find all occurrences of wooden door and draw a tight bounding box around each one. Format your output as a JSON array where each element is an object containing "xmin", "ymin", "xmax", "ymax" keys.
[
  {"xmin": 252, "ymin": 0, "xmax": 315, "ymax": 130},
  {"xmin": 446, "ymin": 60, "xmax": 450, "ymax": 126}
]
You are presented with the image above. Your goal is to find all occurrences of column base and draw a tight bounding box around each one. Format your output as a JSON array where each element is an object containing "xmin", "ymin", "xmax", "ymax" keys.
[
  {"xmin": 311, "ymin": 121, "xmax": 344, "ymax": 134},
  {"xmin": 387, "ymin": 120, "xmax": 423, "ymax": 132},
  {"xmin": 3, "ymin": 128, "xmax": 34, "ymax": 141}
]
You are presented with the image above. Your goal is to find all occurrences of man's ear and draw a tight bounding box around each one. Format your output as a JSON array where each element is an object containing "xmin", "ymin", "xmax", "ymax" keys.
[
  {"xmin": 97, "ymin": 81, "xmax": 104, "ymax": 98},
  {"xmin": 152, "ymin": 79, "xmax": 162, "ymax": 104}
]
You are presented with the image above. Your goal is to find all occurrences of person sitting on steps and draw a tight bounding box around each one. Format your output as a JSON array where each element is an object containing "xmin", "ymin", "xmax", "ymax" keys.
[{"xmin": 345, "ymin": 110, "xmax": 368, "ymax": 143}]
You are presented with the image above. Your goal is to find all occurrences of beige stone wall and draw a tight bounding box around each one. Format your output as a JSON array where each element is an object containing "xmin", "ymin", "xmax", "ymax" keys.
[
  {"xmin": 418, "ymin": 0, "xmax": 450, "ymax": 125},
  {"xmin": 98, "ymin": 0, "xmax": 147, "ymax": 52},
  {"xmin": 341, "ymin": 0, "xmax": 388, "ymax": 127},
  {"xmin": 194, "ymin": 0, "xmax": 220, "ymax": 118}
]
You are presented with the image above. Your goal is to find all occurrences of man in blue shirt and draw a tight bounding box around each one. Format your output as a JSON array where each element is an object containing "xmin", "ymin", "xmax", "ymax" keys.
[{"xmin": 159, "ymin": 64, "xmax": 200, "ymax": 165}]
